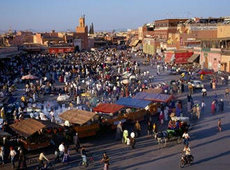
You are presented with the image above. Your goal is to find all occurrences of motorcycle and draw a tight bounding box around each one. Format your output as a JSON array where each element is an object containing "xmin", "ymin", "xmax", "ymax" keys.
[{"xmin": 180, "ymin": 154, "xmax": 194, "ymax": 168}]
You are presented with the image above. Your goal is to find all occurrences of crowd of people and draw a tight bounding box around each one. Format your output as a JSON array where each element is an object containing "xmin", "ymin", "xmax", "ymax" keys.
[{"xmin": 0, "ymin": 47, "xmax": 229, "ymax": 169}]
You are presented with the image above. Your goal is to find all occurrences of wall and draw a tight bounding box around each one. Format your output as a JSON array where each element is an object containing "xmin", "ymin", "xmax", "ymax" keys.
[
  {"xmin": 200, "ymin": 48, "xmax": 221, "ymax": 72},
  {"xmin": 221, "ymin": 55, "xmax": 230, "ymax": 72},
  {"xmin": 217, "ymin": 25, "xmax": 230, "ymax": 38}
]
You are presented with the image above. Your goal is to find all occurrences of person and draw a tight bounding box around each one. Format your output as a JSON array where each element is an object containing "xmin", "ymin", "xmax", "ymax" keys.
[
  {"xmin": 218, "ymin": 119, "xmax": 222, "ymax": 132},
  {"xmin": 201, "ymin": 87, "xmax": 207, "ymax": 97},
  {"xmin": 225, "ymin": 88, "xmax": 229, "ymax": 97},
  {"xmin": 134, "ymin": 121, "xmax": 141, "ymax": 137},
  {"xmin": 0, "ymin": 146, "xmax": 4, "ymax": 165},
  {"xmin": 159, "ymin": 111, "xmax": 164, "ymax": 125},
  {"xmin": 196, "ymin": 104, "xmax": 200, "ymax": 119},
  {"xmin": 62, "ymin": 146, "xmax": 70, "ymax": 163},
  {"xmin": 54, "ymin": 148, "xmax": 60, "ymax": 163},
  {"xmin": 100, "ymin": 152, "xmax": 110, "ymax": 170},
  {"xmin": 9, "ymin": 147, "xmax": 17, "ymax": 168},
  {"xmin": 38, "ymin": 152, "xmax": 49, "ymax": 168},
  {"xmin": 219, "ymin": 99, "xmax": 224, "ymax": 112},
  {"xmin": 130, "ymin": 132, "xmax": 136, "ymax": 149},
  {"xmin": 153, "ymin": 123, "xmax": 158, "ymax": 136},
  {"xmin": 17, "ymin": 148, "xmax": 27, "ymax": 169},
  {"xmin": 201, "ymin": 100, "xmax": 206, "ymax": 114},
  {"xmin": 115, "ymin": 122, "xmax": 123, "ymax": 140},
  {"xmin": 73, "ymin": 133, "xmax": 80, "ymax": 152},
  {"xmin": 182, "ymin": 131, "xmax": 190, "ymax": 146},
  {"xmin": 58, "ymin": 142, "xmax": 65, "ymax": 159},
  {"xmin": 80, "ymin": 146, "xmax": 87, "ymax": 166},
  {"xmin": 122, "ymin": 130, "xmax": 129, "ymax": 144},
  {"xmin": 147, "ymin": 121, "xmax": 152, "ymax": 136},
  {"xmin": 211, "ymin": 101, "xmax": 216, "ymax": 114}
]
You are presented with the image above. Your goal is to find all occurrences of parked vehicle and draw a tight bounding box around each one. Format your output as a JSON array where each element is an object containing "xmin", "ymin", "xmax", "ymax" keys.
[{"xmin": 190, "ymin": 80, "xmax": 204, "ymax": 89}]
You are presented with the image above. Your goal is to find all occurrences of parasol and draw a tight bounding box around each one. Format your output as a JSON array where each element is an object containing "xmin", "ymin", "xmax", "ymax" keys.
[
  {"xmin": 21, "ymin": 74, "xmax": 38, "ymax": 80},
  {"xmin": 57, "ymin": 95, "xmax": 70, "ymax": 102}
]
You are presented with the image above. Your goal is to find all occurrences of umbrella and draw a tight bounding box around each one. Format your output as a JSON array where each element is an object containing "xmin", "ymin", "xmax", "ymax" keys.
[
  {"xmin": 81, "ymin": 92, "xmax": 91, "ymax": 97},
  {"xmin": 198, "ymin": 69, "xmax": 214, "ymax": 75},
  {"xmin": 57, "ymin": 95, "xmax": 70, "ymax": 102},
  {"xmin": 21, "ymin": 74, "xmax": 38, "ymax": 80}
]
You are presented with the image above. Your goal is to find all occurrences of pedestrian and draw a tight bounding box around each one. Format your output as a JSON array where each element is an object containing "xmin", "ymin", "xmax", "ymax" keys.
[
  {"xmin": 159, "ymin": 111, "xmax": 164, "ymax": 125},
  {"xmin": 152, "ymin": 123, "xmax": 158, "ymax": 137},
  {"xmin": 73, "ymin": 133, "xmax": 80, "ymax": 152},
  {"xmin": 134, "ymin": 121, "xmax": 141, "ymax": 137},
  {"xmin": 218, "ymin": 119, "xmax": 222, "ymax": 132},
  {"xmin": 58, "ymin": 142, "xmax": 65, "ymax": 160},
  {"xmin": 196, "ymin": 104, "xmax": 200, "ymax": 119},
  {"xmin": 210, "ymin": 80, "xmax": 212, "ymax": 89},
  {"xmin": 100, "ymin": 152, "xmax": 110, "ymax": 170},
  {"xmin": 219, "ymin": 99, "xmax": 224, "ymax": 112},
  {"xmin": 0, "ymin": 146, "xmax": 4, "ymax": 165},
  {"xmin": 211, "ymin": 101, "xmax": 216, "ymax": 114},
  {"xmin": 201, "ymin": 100, "xmax": 206, "ymax": 114},
  {"xmin": 147, "ymin": 121, "xmax": 152, "ymax": 136},
  {"xmin": 9, "ymin": 147, "xmax": 17, "ymax": 168},
  {"xmin": 115, "ymin": 122, "xmax": 123, "ymax": 140},
  {"xmin": 17, "ymin": 148, "xmax": 27, "ymax": 169},
  {"xmin": 122, "ymin": 130, "xmax": 129, "ymax": 144},
  {"xmin": 225, "ymin": 88, "xmax": 229, "ymax": 97},
  {"xmin": 182, "ymin": 131, "xmax": 190, "ymax": 146}
]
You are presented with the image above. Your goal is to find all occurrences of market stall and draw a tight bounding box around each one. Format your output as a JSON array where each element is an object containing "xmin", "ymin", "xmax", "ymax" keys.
[
  {"xmin": 116, "ymin": 97, "xmax": 152, "ymax": 122},
  {"xmin": 59, "ymin": 109, "xmax": 99, "ymax": 138},
  {"xmin": 10, "ymin": 118, "xmax": 61, "ymax": 151},
  {"xmin": 93, "ymin": 103, "xmax": 125, "ymax": 129},
  {"xmin": 134, "ymin": 92, "xmax": 173, "ymax": 103}
]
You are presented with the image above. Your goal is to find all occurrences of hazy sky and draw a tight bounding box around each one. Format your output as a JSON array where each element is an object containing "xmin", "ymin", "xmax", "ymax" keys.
[{"xmin": 0, "ymin": 0, "xmax": 229, "ymax": 32}]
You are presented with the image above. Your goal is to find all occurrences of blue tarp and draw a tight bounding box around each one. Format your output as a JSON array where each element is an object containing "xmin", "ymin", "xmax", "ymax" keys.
[
  {"xmin": 134, "ymin": 92, "xmax": 173, "ymax": 103},
  {"xmin": 115, "ymin": 97, "xmax": 151, "ymax": 109}
]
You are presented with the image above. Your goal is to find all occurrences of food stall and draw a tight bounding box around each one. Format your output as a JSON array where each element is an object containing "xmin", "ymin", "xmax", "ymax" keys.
[
  {"xmin": 134, "ymin": 92, "xmax": 174, "ymax": 115},
  {"xmin": 10, "ymin": 118, "xmax": 61, "ymax": 151},
  {"xmin": 59, "ymin": 109, "xmax": 99, "ymax": 138},
  {"xmin": 115, "ymin": 97, "xmax": 152, "ymax": 122},
  {"xmin": 93, "ymin": 103, "xmax": 125, "ymax": 129}
]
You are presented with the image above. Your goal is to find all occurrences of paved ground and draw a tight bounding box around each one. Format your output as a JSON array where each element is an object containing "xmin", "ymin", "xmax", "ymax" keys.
[{"xmin": 2, "ymin": 56, "xmax": 230, "ymax": 170}]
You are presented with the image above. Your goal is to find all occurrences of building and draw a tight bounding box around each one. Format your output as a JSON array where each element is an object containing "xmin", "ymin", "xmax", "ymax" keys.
[
  {"xmin": 76, "ymin": 16, "xmax": 88, "ymax": 50},
  {"xmin": 217, "ymin": 24, "xmax": 230, "ymax": 38},
  {"xmin": 154, "ymin": 19, "xmax": 188, "ymax": 42}
]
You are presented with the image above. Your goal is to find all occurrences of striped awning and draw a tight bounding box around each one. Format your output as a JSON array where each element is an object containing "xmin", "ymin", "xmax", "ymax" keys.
[{"xmin": 188, "ymin": 54, "xmax": 200, "ymax": 63}]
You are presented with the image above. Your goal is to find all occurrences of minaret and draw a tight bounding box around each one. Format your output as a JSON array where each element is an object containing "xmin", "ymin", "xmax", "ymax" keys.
[{"xmin": 76, "ymin": 15, "xmax": 88, "ymax": 50}]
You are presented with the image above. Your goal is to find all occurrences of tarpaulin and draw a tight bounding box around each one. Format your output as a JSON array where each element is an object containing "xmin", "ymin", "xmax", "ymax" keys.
[
  {"xmin": 93, "ymin": 103, "xmax": 124, "ymax": 114},
  {"xmin": 134, "ymin": 92, "xmax": 173, "ymax": 103},
  {"xmin": 164, "ymin": 52, "xmax": 174, "ymax": 63},
  {"xmin": 115, "ymin": 97, "xmax": 152, "ymax": 109},
  {"xmin": 174, "ymin": 52, "xmax": 193, "ymax": 64}
]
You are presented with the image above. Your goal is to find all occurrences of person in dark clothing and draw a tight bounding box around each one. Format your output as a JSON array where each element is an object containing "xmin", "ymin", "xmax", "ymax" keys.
[
  {"xmin": 219, "ymin": 99, "xmax": 224, "ymax": 112},
  {"xmin": 17, "ymin": 149, "xmax": 27, "ymax": 170},
  {"xmin": 73, "ymin": 133, "xmax": 80, "ymax": 152},
  {"xmin": 147, "ymin": 121, "xmax": 153, "ymax": 136},
  {"xmin": 100, "ymin": 152, "xmax": 110, "ymax": 170}
]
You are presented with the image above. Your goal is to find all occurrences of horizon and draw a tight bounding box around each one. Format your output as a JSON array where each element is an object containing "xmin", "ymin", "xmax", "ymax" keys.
[{"xmin": 1, "ymin": 0, "xmax": 230, "ymax": 33}]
